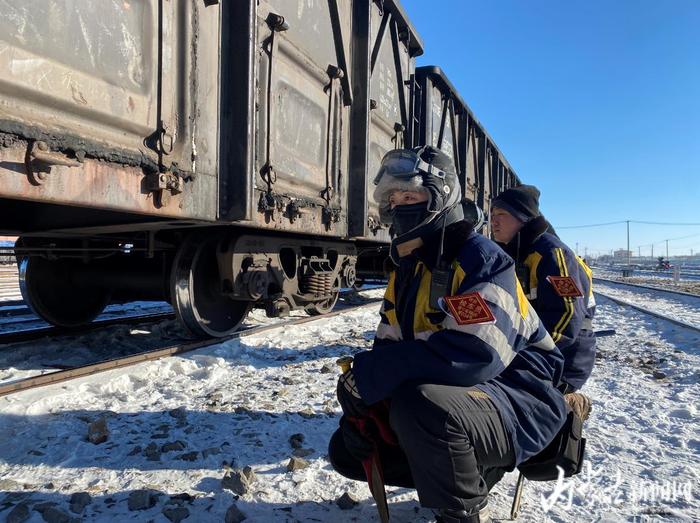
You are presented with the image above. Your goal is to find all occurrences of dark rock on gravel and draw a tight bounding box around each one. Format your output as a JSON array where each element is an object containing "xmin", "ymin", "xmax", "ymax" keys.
[
  {"xmin": 163, "ymin": 506, "xmax": 190, "ymax": 522},
  {"xmin": 286, "ymin": 457, "xmax": 309, "ymax": 471},
  {"xmin": 69, "ymin": 492, "xmax": 92, "ymax": 514},
  {"xmin": 143, "ymin": 443, "xmax": 161, "ymax": 461},
  {"xmin": 39, "ymin": 506, "xmax": 71, "ymax": 523},
  {"xmin": 176, "ymin": 451, "xmax": 199, "ymax": 462},
  {"xmin": 127, "ymin": 490, "xmax": 156, "ymax": 511},
  {"xmin": 6, "ymin": 503, "xmax": 30, "ymax": 523},
  {"xmin": 336, "ymin": 492, "xmax": 360, "ymax": 510},
  {"xmin": 161, "ymin": 441, "xmax": 186, "ymax": 453},
  {"xmin": 225, "ymin": 504, "xmax": 247, "ymax": 523},
  {"xmin": 222, "ymin": 467, "xmax": 254, "ymax": 495},
  {"xmin": 87, "ymin": 417, "xmax": 109, "ymax": 445},
  {"xmin": 289, "ymin": 433, "xmax": 305, "ymax": 449}
]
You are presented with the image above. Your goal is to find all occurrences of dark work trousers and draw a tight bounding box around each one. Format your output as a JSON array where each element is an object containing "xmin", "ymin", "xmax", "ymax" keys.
[{"xmin": 328, "ymin": 383, "xmax": 515, "ymax": 511}]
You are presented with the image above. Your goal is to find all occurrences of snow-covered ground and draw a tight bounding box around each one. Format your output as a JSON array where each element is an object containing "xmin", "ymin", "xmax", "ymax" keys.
[
  {"xmin": 0, "ymin": 290, "xmax": 698, "ymax": 522},
  {"xmin": 0, "ymin": 265, "xmax": 20, "ymax": 303},
  {"xmin": 594, "ymin": 281, "xmax": 700, "ymax": 329}
]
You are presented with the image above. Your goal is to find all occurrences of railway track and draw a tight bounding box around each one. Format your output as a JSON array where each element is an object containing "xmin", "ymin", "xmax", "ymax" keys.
[
  {"xmin": 0, "ymin": 310, "xmax": 176, "ymax": 345},
  {"xmin": 0, "ymin": 298, "xmax": 383, "ymax": 398},
  {"xmin": 594, "ymin": 290, "xmax": 700, "ymax": 334},
  {"xmin": 593, "ymin": 277, "xmax": 700, "ymax": 298}
]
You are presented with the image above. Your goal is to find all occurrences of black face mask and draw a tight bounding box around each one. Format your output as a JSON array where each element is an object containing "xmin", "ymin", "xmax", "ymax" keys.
[{"xmin": 389, "ymin": 201, "xmax": 430, "ymax": 237}]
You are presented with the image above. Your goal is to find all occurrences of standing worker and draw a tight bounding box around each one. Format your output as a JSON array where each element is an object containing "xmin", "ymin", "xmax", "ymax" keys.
[
  {"xmin": 490, "ymin": 185, "xmax": 596, "ymax": 401},
  {"xmin": 328, "ymin": 147, "xmax": 567, "ymax": 523}
]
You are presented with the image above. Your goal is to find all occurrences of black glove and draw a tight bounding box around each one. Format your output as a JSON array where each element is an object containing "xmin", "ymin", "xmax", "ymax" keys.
[
  {"xmin": 340, "ymin": 416, "xmax": 374, "ymax": 462},
  {"xmin": 337, "ymin": 370, "xmax": 369, "ymax": 418}
]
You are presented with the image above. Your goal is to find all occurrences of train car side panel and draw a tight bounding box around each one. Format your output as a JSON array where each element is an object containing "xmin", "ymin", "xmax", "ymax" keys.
[{"xmin": 0, "ymin": 1, "xmax": 222, "ymax": 230}]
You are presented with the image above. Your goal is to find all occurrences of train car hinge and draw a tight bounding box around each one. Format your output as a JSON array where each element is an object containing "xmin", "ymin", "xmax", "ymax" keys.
[{"xmin": 260, "ymin": 13, "xmax": 289, "ymax": 201}]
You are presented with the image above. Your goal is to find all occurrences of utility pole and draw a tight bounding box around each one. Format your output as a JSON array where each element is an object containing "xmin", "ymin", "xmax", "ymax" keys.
[
  {"xmin": 666, "ymin": 239, "xmax": 669, "ymax": 259},
  {"xmin": 626, "ymin": 220, "xmax": 630, "ymax": 268},
  {"xmin": 651, "ymin": 243, "xmax": 654, "ymax": 258},
  {"xmin": 638, "ymin": 246, "xmax": 641, "ymax": 259}
]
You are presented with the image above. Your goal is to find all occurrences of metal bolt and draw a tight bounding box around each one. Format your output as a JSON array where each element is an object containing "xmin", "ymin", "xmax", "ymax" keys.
[
  {"xmin": 37, "ymin": 172, "xmax": 47, "ymax": 180},
  {"xmin": 36, "ymin": 141, "xmax": 48, "ymax": 151}
]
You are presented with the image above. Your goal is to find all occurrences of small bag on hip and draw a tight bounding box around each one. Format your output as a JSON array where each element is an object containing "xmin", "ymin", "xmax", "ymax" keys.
[{"xmin": 517, "ymin": 410, "xmax": 586, "ymax": 482}]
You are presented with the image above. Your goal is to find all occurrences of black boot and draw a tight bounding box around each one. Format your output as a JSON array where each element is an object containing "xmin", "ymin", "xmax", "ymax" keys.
[{"xmin": 435, "ymin": 500, "xmax": 490, "ymax": 523}]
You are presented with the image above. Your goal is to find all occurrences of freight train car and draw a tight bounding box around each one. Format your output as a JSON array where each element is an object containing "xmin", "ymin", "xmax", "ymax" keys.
[
  {"xmin": 0, "ymin": 1, "xmax": 519, "ymax": 338},
  {"xmin": 413, "ymin": 66, "xmax": 520, "ymax": 217}
]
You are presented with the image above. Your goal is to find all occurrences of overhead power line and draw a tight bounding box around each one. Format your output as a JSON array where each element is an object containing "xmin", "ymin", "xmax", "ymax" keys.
[
  {"xmin": 558, "ymin": 221, "xmax": 626, "ymax": 230},
  {"xmin": 630, "ymin": 220, "xmax": 700, "ymax": 226},
  {"xmin": 636, "ymin": 231, "xmax": 700, "ymax": 249},
  {"xmin": 559, "ymin": 220, "xmax": 700, "ymax": 230}
]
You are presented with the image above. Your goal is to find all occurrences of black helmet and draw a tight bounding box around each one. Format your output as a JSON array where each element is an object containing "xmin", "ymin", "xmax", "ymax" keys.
[
  {"xmin": 373, "ymin": 146, "xmax": 462, "ymax": 227},
  {"xmin": 373, "ymin": 146, "xmax": 464, "ymax": 261}
]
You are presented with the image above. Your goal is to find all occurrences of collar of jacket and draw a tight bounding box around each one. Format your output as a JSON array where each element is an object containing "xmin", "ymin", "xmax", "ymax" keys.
[
  {"xmin": 500, "ymin": 215, "xmax": 551, "ymax": 263},
  {"xmin": 387, "ymin": 221, "xmax": 475, "ymax": 271}
]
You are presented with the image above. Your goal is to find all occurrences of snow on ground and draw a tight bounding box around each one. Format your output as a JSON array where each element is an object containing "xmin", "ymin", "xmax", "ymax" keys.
[
  {"xmin": 595, "ymin": 282, "xmax": 700, "ymax": 329},
  {"xmin": 0, "ymin": 291, "xmax": 698, "ymax": 522},
  {"xmin": 0, "ymin": 291, "xmax": 379, "ymax": 387},
  {"xmin": 0, "ymin": 265, "xmax": 20, "ymax": 302}
]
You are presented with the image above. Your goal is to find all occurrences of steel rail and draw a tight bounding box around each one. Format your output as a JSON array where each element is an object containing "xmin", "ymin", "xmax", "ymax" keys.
[
  {"xmin": 0, "ymin": 299, "xmax": 383, "ymax": 397},
  {"xmin": 593, "ymin": 277, "xmax": 700, "ymax": 299},
  {"xmin": 0, "ymin": 311, "xmax": 176, "ymax": 345},
  {"xmin": 0, "ymin": 300, "xmax": 24, "ymax": 308},
  {"xmin": 594, "ymin": 290, "xmax": 700, "ymax": 334}
]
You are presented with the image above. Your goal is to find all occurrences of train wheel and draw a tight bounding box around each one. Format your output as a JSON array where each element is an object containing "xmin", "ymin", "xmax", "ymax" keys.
[
  {"xmin": 306, "ymin": 277, "xmax": 340, "ymax": 316},
  {"xmin": 171, "ymin": 236, "xmax": 251, "ymax": 338},
  {"xmin": 19, "ymin": 257, "xmax": 111, "ymax": 327}
]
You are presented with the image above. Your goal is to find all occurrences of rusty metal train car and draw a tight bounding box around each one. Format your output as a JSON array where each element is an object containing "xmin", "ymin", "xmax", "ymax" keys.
[{"xmin": 0, "ymin": 0, "xmax": 519, "ymax": 337}]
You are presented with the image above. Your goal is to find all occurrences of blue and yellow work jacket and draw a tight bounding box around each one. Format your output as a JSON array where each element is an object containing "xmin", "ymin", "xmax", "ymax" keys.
[
  {"xmin": 353, "ymin": 226, "xmax": 568, "ymax": 465},
  {"xmin": 501, "ymin": 216, "xmax": 596, "ymax": 392}
]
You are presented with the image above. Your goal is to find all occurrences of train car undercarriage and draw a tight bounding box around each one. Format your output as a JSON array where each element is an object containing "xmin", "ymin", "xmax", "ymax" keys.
[{"xmin": 16, "ymin": 230, "xmax": 359, "ymax": 338}]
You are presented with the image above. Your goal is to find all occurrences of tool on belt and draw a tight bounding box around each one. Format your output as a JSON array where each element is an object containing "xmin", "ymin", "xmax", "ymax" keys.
[{"xmin": 336, "ymin": 356, "xmax": 394, "ymax": 523}]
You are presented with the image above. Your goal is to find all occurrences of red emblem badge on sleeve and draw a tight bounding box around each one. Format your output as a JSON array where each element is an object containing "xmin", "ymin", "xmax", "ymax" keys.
[
  {"xmin": 443, "ymin": 292, "xmax": 496, "ymax": 326},
  {"xmin": 546, "ymin": 275, "xmax": 583, "ymax": 297}
]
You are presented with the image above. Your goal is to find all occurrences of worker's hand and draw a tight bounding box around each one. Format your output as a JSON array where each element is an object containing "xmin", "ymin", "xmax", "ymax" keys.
[
  {"xmin": 337, "ymin": 369, "xmax": 369, "ymax": 418},
  {"xmin": 340, "ymin": 416, "xmax": 375, "ymax": 461}
]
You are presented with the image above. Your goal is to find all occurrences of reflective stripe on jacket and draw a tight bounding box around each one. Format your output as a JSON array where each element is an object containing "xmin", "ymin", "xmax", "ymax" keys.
[{"xmin": 521, "ymin": 232, "xmax": 597, "ymax": 391}]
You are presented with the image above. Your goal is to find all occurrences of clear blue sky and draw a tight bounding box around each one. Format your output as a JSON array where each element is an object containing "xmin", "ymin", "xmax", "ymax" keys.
[{"xmin": 401, "ymin": 0, "xmax": 700, "ymax": 257}]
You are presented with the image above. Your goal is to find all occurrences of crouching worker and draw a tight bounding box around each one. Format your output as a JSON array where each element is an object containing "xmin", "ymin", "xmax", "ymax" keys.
[
  {"xmin": 328, "ymin": 146, "xmax": 567, "ymax": 523},
  {"xmin": 490, "ymin": 185, "xmax": 596, "ymax": 406}
]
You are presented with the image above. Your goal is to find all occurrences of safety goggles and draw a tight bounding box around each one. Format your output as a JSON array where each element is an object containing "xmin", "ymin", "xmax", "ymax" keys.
[{"xmin": 372, "ymin": 148, "xmax": 445, "ymax": 185}]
